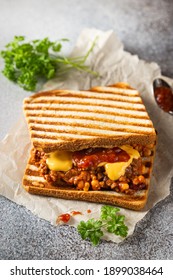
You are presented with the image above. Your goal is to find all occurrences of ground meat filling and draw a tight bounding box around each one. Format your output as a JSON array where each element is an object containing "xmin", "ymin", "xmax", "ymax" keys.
[{"xmin": 31, "ymin": 145, "xmax": 151, "ymax": 195}]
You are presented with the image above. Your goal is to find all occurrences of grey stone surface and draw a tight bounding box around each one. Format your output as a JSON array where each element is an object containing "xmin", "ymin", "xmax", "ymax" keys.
[{"xmin": 0, "ymin": 0, "xmax": 173, "ymax": 259}]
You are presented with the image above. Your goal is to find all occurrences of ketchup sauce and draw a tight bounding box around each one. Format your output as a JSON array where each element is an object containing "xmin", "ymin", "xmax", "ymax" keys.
[
  {"xmin": 56, "ymin": 211, "xmax": 83, "ymax": 224},
  {"xmin": 71, "ymin": 211, "xmax": 82, "ymax": 216},
  {"xmin": 154, "ymin": 86, "xmax": 173, "ymax": 114},
  {"xmin": 56, "ymin": 213, "xmax": 71, "ymax": 223},
  {"xmin": 73, "ymin": 147, "xmax": 130, "ymax": 169}
]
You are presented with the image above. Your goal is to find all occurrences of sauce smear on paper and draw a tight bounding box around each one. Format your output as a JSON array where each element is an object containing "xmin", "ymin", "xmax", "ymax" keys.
[
  {"xmin": 56, "ymin": 213, "xmax": 71, "ymax": 223},
  {"xmin": 71, "ymin": 211, "xmax": 82, "ymax": 216}
]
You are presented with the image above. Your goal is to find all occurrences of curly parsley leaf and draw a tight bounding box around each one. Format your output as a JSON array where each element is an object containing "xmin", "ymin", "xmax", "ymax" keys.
[
  {"xmin": 101, "ymin": 205, "xmax": 128, "ymax": 237},
  {"xmin": 77, "ymin": 219, "xmax": 103, "ymax": 246},
  {"xmin": 101, "ymin": 205, "xmax": 120, "ymax": 220},
  {"xmin": 77, "ymin": 206, "xmax": 128, "ymax": 246},
  {"xmin": 106, "ymin": 215, "xmax": 128, "ymax": 237},
  {"xmin": 0, "ymin": 36, "xmax": 98, "ymax": 91}
]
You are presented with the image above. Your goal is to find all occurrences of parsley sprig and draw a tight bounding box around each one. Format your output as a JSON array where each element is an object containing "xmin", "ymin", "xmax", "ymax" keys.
[
  {"xmin": 77, "ymin": 205, "xmax": 128, "ymax": 246},
  {"xmin": 0, "ymin": 36, "xmax": 98, "ymax": 91}
]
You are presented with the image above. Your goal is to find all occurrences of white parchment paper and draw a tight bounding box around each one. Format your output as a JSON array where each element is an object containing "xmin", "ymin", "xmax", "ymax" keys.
[{"xmin": 0, "ymin": 28, "xmax": 173, "ymax": 243}]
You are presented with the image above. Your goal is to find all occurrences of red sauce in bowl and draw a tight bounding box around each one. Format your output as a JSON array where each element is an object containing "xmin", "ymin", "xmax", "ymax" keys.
[{"xmin": 154, "ymin": 86, "xmax": 173, "ymax": 114}]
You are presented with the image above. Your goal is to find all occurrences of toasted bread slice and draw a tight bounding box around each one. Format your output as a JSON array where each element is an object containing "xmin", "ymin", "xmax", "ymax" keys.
[{"xmin": 23, "ymin": 83, "xmax": 156, "ymax": 153}]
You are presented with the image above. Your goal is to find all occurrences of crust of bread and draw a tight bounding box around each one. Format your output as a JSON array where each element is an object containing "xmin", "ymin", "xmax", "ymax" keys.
[
  {"xmin": 23, "ymin": 183, "xmax": 148, "ymax": 210},
  {"xmin": 33, "ymin": 134, "xmax": 156, "ymax": 153}
]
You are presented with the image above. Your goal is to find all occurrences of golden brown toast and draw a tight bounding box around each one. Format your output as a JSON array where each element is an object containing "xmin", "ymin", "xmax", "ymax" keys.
[{"xmin": 23, "ymin": 83, "xmax": 156, "ymax": 153}]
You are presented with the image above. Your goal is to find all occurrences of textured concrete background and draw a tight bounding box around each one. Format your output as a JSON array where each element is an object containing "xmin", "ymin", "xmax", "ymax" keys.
[{"xmin": 0, "ymin": 0, "xmax": 173, "ymax": 259}]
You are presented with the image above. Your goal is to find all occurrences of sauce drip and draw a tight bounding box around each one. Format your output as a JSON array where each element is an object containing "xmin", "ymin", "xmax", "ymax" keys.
[
  {"xmin": 56, "ymin": 213, "xmax": 71, "ymax": 223},
  {"xmin": 56, "ymin": 211, "xmax": 83, "ymax": 224},
  {"xmin": 71, "ymin": 211, "xmax": 82, "ymax": 216},
  {"xmin": 73, "ymin": 147, "xmax": 130, "ymax": 169},
  {"xmin": 154, "ymin": 86, "xmax": 173, "ymax": 114}
]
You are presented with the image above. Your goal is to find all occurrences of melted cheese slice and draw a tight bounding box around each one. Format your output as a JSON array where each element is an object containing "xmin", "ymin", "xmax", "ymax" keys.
[
  {"xmin": 46, "ymin": 145, "xmax": 140, "ymax": 181},
  {"xmin": 46, "ymin": 151, "xmax": 72, "ymax": 171},
  {"xmin": 105, "ymin": 145, "xmax": 140, "ymax": 180}
]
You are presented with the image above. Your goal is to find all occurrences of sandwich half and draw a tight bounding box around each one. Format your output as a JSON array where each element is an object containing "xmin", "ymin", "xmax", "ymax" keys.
[{"xmin": 22, "ymin": 82, "xmax": 156, "ymax": 210}]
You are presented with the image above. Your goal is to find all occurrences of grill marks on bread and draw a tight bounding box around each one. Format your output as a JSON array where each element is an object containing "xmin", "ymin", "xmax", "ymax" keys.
[
  {"xmin": 25, "ymin": 104, "xmax": 149, "ymax": 118},
  {"xmin": 27, "ymin": 114, "xmax": 151, "ymax": 127},
  {"xmin": 24, "ymin": 96, "xmax": 145, "ymax": 110},
  {"xmin": 23, "ymin": 85, "xmax": 156, "ymax": 148}
]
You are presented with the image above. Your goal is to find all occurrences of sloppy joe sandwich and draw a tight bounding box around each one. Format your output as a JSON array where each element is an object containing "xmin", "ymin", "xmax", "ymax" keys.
[{"xmin": 22, "ymin": 82, "xmax": 156, "ymax": 210}]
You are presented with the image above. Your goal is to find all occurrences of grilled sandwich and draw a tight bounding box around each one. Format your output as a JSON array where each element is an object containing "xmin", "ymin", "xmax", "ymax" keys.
[{"xmin": 22, "ymin": 82, "xmax": 156, "ymax": 210}]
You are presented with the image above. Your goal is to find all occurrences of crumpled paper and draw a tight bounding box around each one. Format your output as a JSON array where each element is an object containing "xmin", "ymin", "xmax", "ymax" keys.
[{"xmin": 0, "ymin": 28, "xmax": 173, "ymax": 243}]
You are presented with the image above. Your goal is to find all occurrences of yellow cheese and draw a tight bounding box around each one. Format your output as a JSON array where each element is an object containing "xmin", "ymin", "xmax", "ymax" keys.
[
  {"xmin": 46, "ymin": 151, "xmax": 72, "ymax": 172},
  {"xmin": 105, "ymin": 145, "xmax": 140, "ymax": 181},
  {"xmin": 120, "ymin": 145, "xmax": 140, "ymax": 159},
  {"xmin": 46, "ymin": 145, "xmax": 140, "ymax": 181}
]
